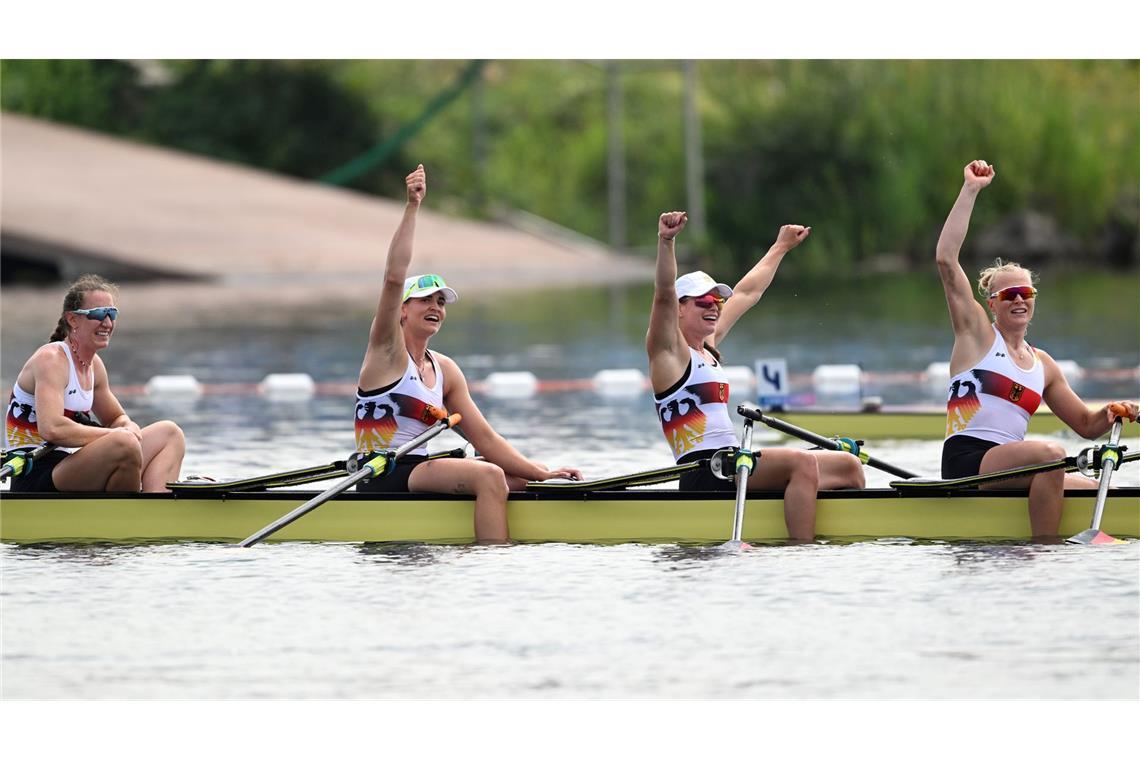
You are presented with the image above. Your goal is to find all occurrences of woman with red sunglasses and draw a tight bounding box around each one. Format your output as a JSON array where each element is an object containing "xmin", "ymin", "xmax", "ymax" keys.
[
  {"xmin": 646, "ymin": 212, "xmax": 865, "ymax": 541},
  {"xmin": 4, "ymin": 275, "xmax": 186, "ymax": 493},
  {"xmin": 354, "ymin": 164, "xmax": 582, "ymax": 543},
  {"xmin": 937, "ymin": 159, "xmax": 1137, "ymax": 537}
]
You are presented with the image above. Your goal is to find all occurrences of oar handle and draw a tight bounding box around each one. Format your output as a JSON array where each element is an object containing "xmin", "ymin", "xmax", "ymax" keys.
[
  {"xmin": 238, "ymin": 412, "xmax": 462, "ymax": 547},
  {"xmin": 0, "ymin": 443, "xmax": 57, "ymax": 480},
  {"xmin": 1107, "ymin": 402, "xmax": 1136, "ymax": 422},
  {"xmin": 737, "ymin": 402, "xmax": 920, "ymax": 480}
]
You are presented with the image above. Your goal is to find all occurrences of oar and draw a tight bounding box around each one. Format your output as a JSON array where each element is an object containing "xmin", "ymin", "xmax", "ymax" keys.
[
  {"xmin": 891, "ymin": 450, "xmax": 1138, "ymax": 492},
  {"xmin": 1068, "ymin": 405, "xmax": 1133, "ymax": 546},
  {"xmin": 737, "ymin": 402, "xmax": 919, "ymax": 479},
  {"xmin": 238, "ymin": 411, "xmax": 462, "ymax": 547},
  {"xmin": 722, "ymin": 405, "xmax": 759, "ymax": 550},
  {"xmin": 526, "ymin": 459, "xmax": 706, "ymax": 492},
  {"xmin": 0, "ymin": 442, "xmax": 57, "ymax": 481}
]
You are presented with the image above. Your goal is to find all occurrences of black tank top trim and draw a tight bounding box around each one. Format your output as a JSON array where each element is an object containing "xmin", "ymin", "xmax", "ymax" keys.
[{"xmin": 653, "ymin": 359, "xmax": 693, "ymax": 402}]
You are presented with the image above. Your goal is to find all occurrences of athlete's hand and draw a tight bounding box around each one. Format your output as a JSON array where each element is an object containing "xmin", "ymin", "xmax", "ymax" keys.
[
  {"xmin": 406, "ymin": 164, "xmax": 426, "ymax": 205},
  {"xmin": 964, "ymin": 159, "xmax": 995, "ymax": 191},
  {"xmin": 1106, "ymin": 401, "xmax": 1139, "ymax": 423},
  {"xmin": 659, "ymin": 211, "xmax": 688, "ymax": 241}
]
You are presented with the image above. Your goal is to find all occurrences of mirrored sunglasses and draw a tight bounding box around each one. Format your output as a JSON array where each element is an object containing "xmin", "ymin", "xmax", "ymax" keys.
[
  {"xmin": 687, "ymin": 294, "xmax": 725, "ymax": 310},
  {"xmin": 403, "ymin": 274, "xmax": 448, "ymax": 300},
  {"xmin": 72, "ymin": 306, "xmax": 119, "ymax": 321},
  {"xmin": 988, "ymin": 286, "xmax": 1037, "ymax": 302}
]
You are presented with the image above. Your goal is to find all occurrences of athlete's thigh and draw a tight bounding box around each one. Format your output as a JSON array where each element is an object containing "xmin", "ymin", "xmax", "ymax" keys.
[
  {"xmin": 407, "ymin": 457, "xmax": 501, "ymax": 495},
  {"xmin": 746, "ymin": 448, "xmax": 807, "ymax": 490},
  {"xmin": 978, "ymin": 439, "xmax": 1064, "ymax": 490},
  {"xmin": 50, "ymin": 435, "xmax": 135, "ymax": 490}
]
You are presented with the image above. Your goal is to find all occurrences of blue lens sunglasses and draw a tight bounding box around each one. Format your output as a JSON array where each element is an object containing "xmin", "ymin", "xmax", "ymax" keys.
[{"xmin": 72, "ymin": 307, "xmax": 119, "ymax": 322}]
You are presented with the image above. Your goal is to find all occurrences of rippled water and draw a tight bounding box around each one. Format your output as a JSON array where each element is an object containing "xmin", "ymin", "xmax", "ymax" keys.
[
  {"xmin": 3, "ymin": 276, "xmax": 1138, "ymax": 699},
  {"xmin": 3, "ymin": 392, "xmax": 1139, "ymax": 699},
  {"xmin": 3, "ymin": 539, "xmax": 1136, "ymax": 699}
]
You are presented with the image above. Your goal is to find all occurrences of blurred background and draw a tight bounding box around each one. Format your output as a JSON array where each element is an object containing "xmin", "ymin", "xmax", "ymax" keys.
[{"xmin": 1, "ymin": 60, "xmax": 1138, "ymax": 476}]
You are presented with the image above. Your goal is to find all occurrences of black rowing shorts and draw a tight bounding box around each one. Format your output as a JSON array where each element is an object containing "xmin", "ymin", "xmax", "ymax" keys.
[
  {"xmin": 7, "ymin": 449, "xmax": 70, "ymax": 493},
  {"xmin": 354, "ymin": 454, "xmax": 430, "ymax": 493},
  {"xmin": 941, "ymin": 435, "xmax": 1000, "ymax": 479},
  {"xmin": 676, "ymin": 450, "xmax": 733, "ymax": 492}
]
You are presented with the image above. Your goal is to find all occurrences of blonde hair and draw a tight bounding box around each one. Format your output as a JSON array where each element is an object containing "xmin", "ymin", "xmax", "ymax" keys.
[
  {"xmin": 977, "ymin": 259, "xmax": 1035, "ymax": 298},
  {"xmin": 50, "ymin": 274, "xmax": 119, "ymax": 342}
]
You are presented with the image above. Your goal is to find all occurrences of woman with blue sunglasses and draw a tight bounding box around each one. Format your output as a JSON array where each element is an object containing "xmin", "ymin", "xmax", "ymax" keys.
[
  {"xmin": 646, "ymin": 212, "xmax": 865, "ymax": 541},
  {"xmin": 4, "ymin": 275, "xmax": 186, "ymax": 493},
  {"xmin": 353, "ymin": 165, "xmax": 582, "ymax": 542},
  {"xmin": 936, "ymin": 159, "xmax": 1137, "ymax": 537}
]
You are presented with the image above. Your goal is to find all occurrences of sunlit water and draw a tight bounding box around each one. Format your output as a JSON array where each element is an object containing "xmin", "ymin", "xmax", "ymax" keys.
[{"xmin": 2, "ymin": 276, "xmax": 1138, "ymax": 698}]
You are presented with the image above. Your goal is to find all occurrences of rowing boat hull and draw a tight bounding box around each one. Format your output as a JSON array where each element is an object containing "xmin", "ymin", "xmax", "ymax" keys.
[
  {"xmin": 2, "ymin": 488, "xmax": 1137, "ymax": 543},
  {"xmin": 776, "ymin": 409, "xmax": 1069, "ymax": 440}
]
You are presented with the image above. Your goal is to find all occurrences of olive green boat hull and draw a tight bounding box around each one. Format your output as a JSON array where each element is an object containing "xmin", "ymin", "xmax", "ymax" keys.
[
  {"xmin": 2, "ymin": 488, "xmax": 1137, "ymax": 543},
  {"xmin": 775, "ymin": 409, "xmax": 1069, "ymax": 440}
]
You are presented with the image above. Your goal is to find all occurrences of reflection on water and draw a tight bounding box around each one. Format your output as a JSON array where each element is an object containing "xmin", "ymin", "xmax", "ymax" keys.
[
  {"xmin": 3, "ymin": 539, "xmax": 1134, "ymax": 698},
  {"xmin": 2, "ymin": 273, "xmax": 1139, "ymax": 699}
]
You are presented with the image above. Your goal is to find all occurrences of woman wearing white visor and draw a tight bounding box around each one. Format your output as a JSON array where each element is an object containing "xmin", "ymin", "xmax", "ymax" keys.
[
  {"xmin": 646, "ymin": 212, "xmax": 864, "ymax": 540},
  {"xmin": 355, "ymin": 164, "xmax": 582, "ymax": 543}
]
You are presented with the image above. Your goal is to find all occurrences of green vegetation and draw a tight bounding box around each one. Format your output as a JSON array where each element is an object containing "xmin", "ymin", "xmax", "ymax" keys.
[{"xmin": 3, "ymin": 59, "xmax": 1137, "ymax": 275}]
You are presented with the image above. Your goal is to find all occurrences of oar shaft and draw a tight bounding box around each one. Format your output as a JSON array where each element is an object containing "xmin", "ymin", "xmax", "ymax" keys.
[
  {"xmin": 238, "ymin": 467, "xmax": 375, "ymax": 547},
  {"xmin": 730, "ymin": 421, "xmax": 755, "ymax": 542},
  {"xmin": 239, "ymin": 415, "xmax": 458, "ymax": 547},
  {"xmin": 1088, "ymin": 419, "xmax": 1123, "ymax": 533},
  {"xmin": 741, "ymin": 404, "xmax": 919, "ymax": 479}
]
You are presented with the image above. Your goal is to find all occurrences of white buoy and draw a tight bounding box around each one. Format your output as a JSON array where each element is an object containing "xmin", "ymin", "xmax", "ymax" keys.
[
  {"xmin": 1054, "ymin": 360, "xmax": 1084, "ymax": 386},
  {"xmin": 484, "ymin": 371, "xmax": 538, "ymax": 399},
  {"xmin": 924, "ymin": 361, "xmax": 951, "ymax": 395},
  {"xmin": 812, "ymin": 364, "xmax": 863, "ymax": 397},
  {"xmin": 144, "ymin": 374, "xmax": 202, "ymax": 397},
  {"xmin": 593, "ymin": 369, "xmax": 646, "ymax": 396},
  {"xmin": 722, "ymin": 365, "xmax": 757, "ymax": 393},
  {"xmin": 259, "ymin": 373, "xmax": 315, "ymax": 400}
]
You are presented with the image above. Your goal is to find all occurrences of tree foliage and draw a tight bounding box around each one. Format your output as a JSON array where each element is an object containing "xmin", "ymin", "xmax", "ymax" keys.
[{"xmin": 3, "ymin": 59, "xmax": 1137, "ymax": 275}]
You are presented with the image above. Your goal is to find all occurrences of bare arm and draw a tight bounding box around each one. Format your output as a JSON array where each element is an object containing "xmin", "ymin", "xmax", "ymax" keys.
[
  {"xmin": 439, "ymin": 355, "xmax": 582, "ymax": 482},
  {"xmin": 359, "ymin": 164, "xmax": 427, "ymax": 390},
  {"xmin": 31, "ymin": 350, "xmax": 124, "ymax": 446},
  {"xmin": 1039, "ymin": 351, "xmax": 1139, "ymax": 438},
  {"xmin": 937, "ymin": 160, "xmax": 997, "ymax": 372},
  {"xmin": 89, "ymin": 356, "xmax": 140, "ymax": 436},
  {"xmin": 713, "ymin": 224, "xmax": 810, "ymax": 346},
  {"xmin": 646, "ymin": 211, "xmax": 690, "ymax": 391}
]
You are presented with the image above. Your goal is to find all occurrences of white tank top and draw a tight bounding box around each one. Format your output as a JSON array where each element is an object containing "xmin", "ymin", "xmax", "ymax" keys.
[
  {"xmin": 355, "ymin": 352, "xmax": 445, "ymax": 456},
  {"xmin": 945, "ymin": 325, "xmax": 1045, "ymax": 445},
  {"xmin": 5, "ymin": 342, "xmax": 94, "ymax": 451},
  {"xmin": 654, "ymin": 346, "xmax": 738, "ymax": 462}
]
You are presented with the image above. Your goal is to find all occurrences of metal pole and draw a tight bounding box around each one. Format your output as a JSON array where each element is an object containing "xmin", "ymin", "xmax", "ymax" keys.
[
  {"xmin": 606, "ymin": 62, "xmax": 627, "ymax": 250},
  {"xmin": 683, "ymin": 60, "xmax": 706, "ymax": 242},
  {"xmin": 471, "ymin": 61, "xmax": 487, "ymax": 213}
]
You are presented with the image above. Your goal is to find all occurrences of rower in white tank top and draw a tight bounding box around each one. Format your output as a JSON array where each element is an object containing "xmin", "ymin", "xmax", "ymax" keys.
[
  {"xmin": 355, "ymin": 351, "xmax": 445, "ymax": 456},
  {"xmin": 654, "ymin": 346, "xmax": 738, "ymax": 461},
  {"xmin": 945, "ymin": 324, "xmax": 1045, "ymax": 445},
  {"xmin": 5, "ymin": 342, "xmax": 94, "ymax": 452}
]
